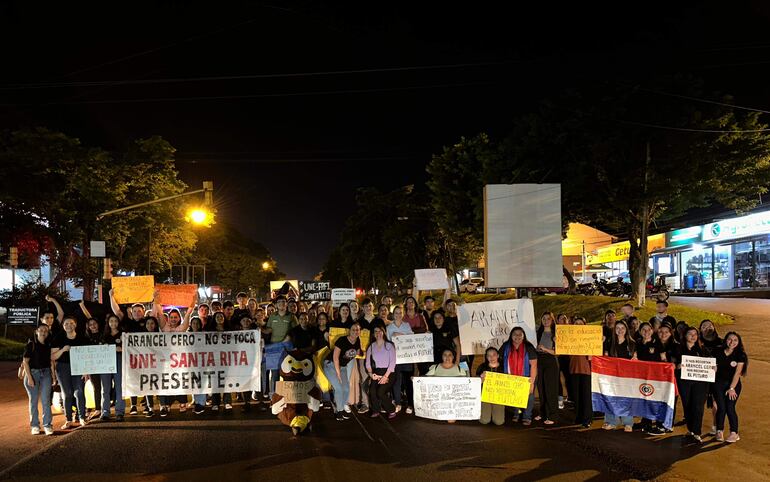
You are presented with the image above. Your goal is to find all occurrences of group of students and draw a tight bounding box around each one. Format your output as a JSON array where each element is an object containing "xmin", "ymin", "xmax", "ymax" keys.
[{"xmin": 21, "ymin": 292, "xmax": 747, "ymax": 446}]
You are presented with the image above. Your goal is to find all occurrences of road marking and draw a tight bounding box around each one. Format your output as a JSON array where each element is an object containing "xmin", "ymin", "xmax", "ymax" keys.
[{"xmin": 350, "ymin": 412, "xmax": 375, "ymax": 442}]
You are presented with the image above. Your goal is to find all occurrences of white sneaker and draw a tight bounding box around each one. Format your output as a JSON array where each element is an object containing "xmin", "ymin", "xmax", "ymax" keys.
[
  {"xmin": 43, "ymin": 426, "xmax": 54, "ymax": 436},
  {"xmin": 344, "ymin": 404, "xmax": 352, "ymax": 413},
  {"xmin": 558, "ymin": 400, "xmax": 565, "ymax": 410},
  {"xmin": 211, "ymin": 405, "xmax": 219, "ymax": 412},
  {"xmin": 78, "ymin": 418, "xmax": 87, "ymax": 427},
  {"xmin": 224, "ymin": 403, "xmax": 233, "ymax": 410},
  {"xmin": 31, "ymin": 427, "xmax": 41, "ymax": 435},
  {"xmin": 394, "ymin": 405, "xmax": 402, "ymax": 413},
  {"xmin": 405, "ymin": 407, "xmax": 413, "ymax": 415},
  {"xmin": 61, "ymin": 421, "xmax": 74, "ymax": 430}
]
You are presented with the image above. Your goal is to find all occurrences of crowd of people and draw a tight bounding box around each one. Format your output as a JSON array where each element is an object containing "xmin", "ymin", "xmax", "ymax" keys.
[{"xmin": 20, "ymin": 292, "xmax": 747, "ymax": 446}]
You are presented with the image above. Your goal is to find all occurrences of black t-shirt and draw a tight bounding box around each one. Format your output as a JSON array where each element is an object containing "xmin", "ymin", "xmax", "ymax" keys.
[
  {"xmin": 102, "ymin": 331, "xmax": 123, "ymax": 348},
  {"xmin": 232, "ymin": 307, "xmax": 251, "ymax": 325},
  {"xmin": 659, "ymin": 341, "xmax": 679, "ymax": 364},
  {"xmin": 443, "ymin": 315, "xmax": 459, "ymax": 332},
  {"xmin": 329, "ymin": 335, "xmax": 361, "ymax": 365},
  {"xmin": 51, "ymin": 332, "xmax": 90, "ymax": 364},
  {"xmin": 290, "ymin": 325, "xmax": 316, "ymax": 350},
  {"xmin": 123, "ymin": 316, "xmax": 147, "ymax": 333},
  {"xmin": 86, "ymin": 330, "xmax": 102, "ymax": 345},
  {"xmin": 604, "ymin": 339, "xmax": 634, "ymax": 359},
  {"xmin": 329, "ymin": 318, "xmax": 354, "ymax": 329},
  {"xmin": 431, "ymin": 323, "xmax": 459, "ymax": 361},
  {"xmin": 636, "ymin": 340, "xmax": 662, "ymax": 362},
  {"xmin": 677, "ymin": 342, "xmax": 706, "ymax": 360},
  {"xmin": 24, "ymin": 339, "xmax": 52, "ymax": 369},
  {"xmin": 715, "ymin": 349, "xmax": 747, "ymax": 384},
  {"xmin": 476, "ymin": 362, "xmax": 504, "ymax": 377},
  {"xmin": 700, "ymin": 336, "xmax": 723, "ymax": 356}
]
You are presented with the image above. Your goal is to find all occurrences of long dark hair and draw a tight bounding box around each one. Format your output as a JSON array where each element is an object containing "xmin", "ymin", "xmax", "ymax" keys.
[
  {"xmin": 609, "ymin": 320, "xmax": 635, "ymax": 358},
  {"xmin": 102, "ymin": 314, "xmax": 122, "ymax": 339},
  {"xmin": 723, "ymin": 331, "xmax": 749, "ymax": 375},
  {"xmin": 371, "ymin": 324, "xmax": 393, "ymax": 350},
  {"xmin": 403, "ymin": 296, "xmax": 419, "ymax": 316},
  {"xmin": 699, "ymin": 319, "xmax": 719, "ymax": 341},
  {"xmin": 507, "ymin": 326, "xmax": 535, "ymax": 351},
  {"xmin": 336, "ymin": 303, "xmax": 354, "ymax": 325},
  {"xmin": 537, "ymin": 311, "xmax": 556, "ymax": 343},
  {"xmin": 484, "ymin": 346, "xmax": 500, "ymax": 364}
]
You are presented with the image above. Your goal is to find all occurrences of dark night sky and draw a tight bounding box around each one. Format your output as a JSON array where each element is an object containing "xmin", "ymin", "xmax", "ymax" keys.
[{"xmin": 3, "ymin": 1, "xmax": 770, "ymax": 279}]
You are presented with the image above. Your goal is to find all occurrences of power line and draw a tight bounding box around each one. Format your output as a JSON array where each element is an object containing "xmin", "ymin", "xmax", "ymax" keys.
[
  {"xmin": 616, "ymin": 119, "xmax": 770, "ymax": 133},
  {"xmin": 0, "ymin": 80, "xmax": 497, "ymax": 106},
  {"xmin": 0, "ymin": 61, "xmax": 515, "ymax": 91},
  {"xmin": 638, "ymin": 87, "xmax": 770, "ymax": 115}
]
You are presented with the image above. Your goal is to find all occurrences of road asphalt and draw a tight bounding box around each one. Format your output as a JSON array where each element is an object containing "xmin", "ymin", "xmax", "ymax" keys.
[{"xmin": 0, "ymin": 296, "xmax": 767, "ymax": 481}]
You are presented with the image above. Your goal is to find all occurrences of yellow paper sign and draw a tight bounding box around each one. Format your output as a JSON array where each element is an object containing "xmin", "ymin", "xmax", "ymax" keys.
[
  {"xmin": 356, "ymin": 329, "xmax": 371, "ymax": 359},
  {"xmin": 555, "ymin": 325, "xmax": 603, "ymax": 356},
  {"xmin": 480, "ymin": 371, "xmax": 530, "ymax": 408},
  {"xmin": 112, "ymin": 275, "xmax": 155, "ymax": 304},
  {"xmin": 328, "ymin": 327, "xmax": 349, "ymax": 348},
  {"xmin": 156, "ymin": 284, "xmax": 198, "ymax": 307}
]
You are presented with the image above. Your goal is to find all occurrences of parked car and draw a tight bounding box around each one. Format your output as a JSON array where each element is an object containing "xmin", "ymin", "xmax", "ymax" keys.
[{"xmin": 459, "ymin": 277, "xmax": 485, "ymax": 293}]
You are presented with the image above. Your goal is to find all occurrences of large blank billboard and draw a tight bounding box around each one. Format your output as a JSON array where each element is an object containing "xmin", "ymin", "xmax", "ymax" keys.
[{"xmin": 484, "ymin": 184, "xmax": 562, "ymax": 288}]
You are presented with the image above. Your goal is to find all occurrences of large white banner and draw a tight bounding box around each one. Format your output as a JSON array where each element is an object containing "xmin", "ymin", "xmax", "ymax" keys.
[
  {"xmin": 457, "ymin": 298, "xmax": 536, "ymax": 355},
  {"xmin": 71, "ymin": 345, "xmax": 117, "ymax": 376},
  {"xmin": 413, "ymin": 377, "xmax": 481, "ymax": 420},
  {"xmin": 122, "ymin": 330, "xmax": 261, "ymax": 397},
  {"xmin": 393, "ymin": 333, "xmax": 434, "ymax": 364}
]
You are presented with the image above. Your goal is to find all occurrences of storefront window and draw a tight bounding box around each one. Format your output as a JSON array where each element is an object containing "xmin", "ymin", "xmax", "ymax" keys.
[
  {"xmin": 733, "ymin": 242, "xmax": 754, "ymax": 288},
  {"xmin": 754, "ymin": 239, "xmax": 770, "ymax": 288},
  {"xmin": 682, "ymin": 246, "xmax": 731, "ymax": 291}
]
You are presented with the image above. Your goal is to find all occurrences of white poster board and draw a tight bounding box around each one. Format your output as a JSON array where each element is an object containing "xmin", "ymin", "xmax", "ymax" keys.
[
  {"xmin": 484, "ymin": 184, "xmax": 562, "ymax": 287},
  {"xmin": 393, "ymin": 333, "xmax": 434, "ymax": 364},
  {"xmin": 71, "ymin": 345, "xmax": 117, "ymax": 376},
  {"xmin": 457, "ymin": 298, "xmax": 536, "ymax": 355},
  {"xmin": 413, "ymin": 376, "xmax": 481, "ymax": 420},
  {"xmin": 414, "ymin": 269, "xmax": 449, "ymax": 291},
  {"xmin": 681, "ymin": 355, "xmax": 716, "ymax": 383},
  {"xmin": 331, "ymin": 288, "xmax": 356, "ymax": 307}
]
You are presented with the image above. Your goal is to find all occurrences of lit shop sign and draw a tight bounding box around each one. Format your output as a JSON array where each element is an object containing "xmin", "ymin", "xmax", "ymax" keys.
[
  {"xmin": 666, "ymin": 226, "xmax": 702, "ymax": 247},
  {"xmin": 702, "ymin": 211, "xmax": 770, "ymax": 242},
  {"xmin": 586, "ymin": 234, "xmax": 665, "ymax": 264}
]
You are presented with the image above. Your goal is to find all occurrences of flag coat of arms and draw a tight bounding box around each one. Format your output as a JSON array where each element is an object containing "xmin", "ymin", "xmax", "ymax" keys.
[{"xmin": 591, "ymin": 356, "xmax": 677, "ymax": 428}]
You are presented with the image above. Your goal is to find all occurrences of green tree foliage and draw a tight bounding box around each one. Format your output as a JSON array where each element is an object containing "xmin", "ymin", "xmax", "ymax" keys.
[{"xmin": 0, "ymin": 129, "xmax": 198, "ymax": 299}]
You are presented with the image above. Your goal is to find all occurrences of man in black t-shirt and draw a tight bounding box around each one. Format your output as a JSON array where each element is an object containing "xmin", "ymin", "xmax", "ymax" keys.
[
  {"xmin": 289, "ymin": 312, "xmax": 317, "ymax": 353},
  {"xmin": 231, "ymin": 292, "xmax": 251, "ymax": 328}
]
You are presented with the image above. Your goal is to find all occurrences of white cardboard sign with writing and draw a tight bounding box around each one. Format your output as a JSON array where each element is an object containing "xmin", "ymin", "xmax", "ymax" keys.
[
  {"xmin": 681, "ymin": 355, "xmax": 716, "ymax": 383},
  {"xmin": 393, "ymin": 333, "xmax": 434, "ymax": 364},
  {"xmin": 412, "ymin": 376, "xmax": 481, "ymax": 420},
  {"xmin": 70, "ymin": 345, "xmax": 117, "ymax": 376},
  {"xmin": 331, "ymin": 288, "xmax": 357, "ymax": 308},
  {"xmin": 457, "ymin": 298, "xmax": 536, "ymax": 355},
  {"xmin": 414, "ymin": 269, "xmax": 449, "ymax": 291}
]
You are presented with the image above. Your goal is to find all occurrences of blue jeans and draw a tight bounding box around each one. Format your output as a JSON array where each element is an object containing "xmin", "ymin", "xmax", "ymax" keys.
[
  {"xmin": 323, "ymin": 359, "xmax": 352, "ymax": 410},
  {"xmin": 604, "ymin": 414, "xmax": 634, "ymax": 426},
  {"xmin": 24, "ymin": 368, "xmax": 53, "ymax": 429},
  {"xmin": 512, "ymin": 392, "xmax": 535, "ymax": 421},
  {"xmin": 261, "ymin": 358, "xmax": 278, "ymax": 396},
  {"xmin": 100, "ymin": 354, "xmax": 125, "ymax": 416},
  {"xmin": 56, "ymin": 362, "xmax": 86, "ymax": 422},
  {"xmin": 193, "ymin": 394, "xmax": 207, "ymax": 406}
]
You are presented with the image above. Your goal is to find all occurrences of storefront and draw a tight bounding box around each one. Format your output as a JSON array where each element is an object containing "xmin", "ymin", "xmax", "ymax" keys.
[
  {"xmin": 653, "ymin": 209, "xmax": 770, "ymax": 292},
  {"xmin": 585, "ymin": 234, "xmax": 665, "ymax": 281}
]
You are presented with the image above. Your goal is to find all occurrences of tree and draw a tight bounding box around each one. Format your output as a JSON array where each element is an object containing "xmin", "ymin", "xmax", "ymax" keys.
[
  {"xmin": 498, "ymin": 81, "xmax": 770, "ymax": 305},
  {"xmin": 0, "ymin": 129, "xmax": 198, "ymax": 299}
]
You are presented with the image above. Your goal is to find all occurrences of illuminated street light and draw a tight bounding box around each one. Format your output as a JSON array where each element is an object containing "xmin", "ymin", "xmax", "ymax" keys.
[
  {"xmin": 186, "ymin": 208, "xmax": 214, "ymax": 226},
  {"xmin": 262, "ymin": 261, "xmax": 270, "ymax": 270}
]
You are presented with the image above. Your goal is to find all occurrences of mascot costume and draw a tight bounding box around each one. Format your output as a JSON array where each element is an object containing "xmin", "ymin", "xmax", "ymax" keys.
[{"xmin": 271, "ymin": 349, "xmax": 323, "ymax": 435}]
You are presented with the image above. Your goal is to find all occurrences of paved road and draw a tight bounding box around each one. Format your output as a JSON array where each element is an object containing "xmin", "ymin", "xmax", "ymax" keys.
[{"xmin": 1, "ymin": 296, "xmax": 768, "ymax": 482}]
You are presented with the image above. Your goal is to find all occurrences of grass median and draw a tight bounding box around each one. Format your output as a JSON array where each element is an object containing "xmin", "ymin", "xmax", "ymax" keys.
[{"xmin": 0, "ymin": 337, "xmax": 25, "ymax": 361}]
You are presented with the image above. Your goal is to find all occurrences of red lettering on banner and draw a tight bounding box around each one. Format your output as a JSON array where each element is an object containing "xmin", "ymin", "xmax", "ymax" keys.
[
  {"xmin": 239, "ymin": 351, "xmax": 248, "ymax": 365},
  {"xmin": 220, "ymin": 352, "xmax": 228, "ymax": 366},
  {"xmin": 130, "ymin": 353, "xmax": 156, "ymax": 369}
]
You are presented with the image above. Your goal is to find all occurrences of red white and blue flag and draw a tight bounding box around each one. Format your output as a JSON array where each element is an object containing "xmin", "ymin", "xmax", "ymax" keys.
[{"xmin": 591, "ymin": 356, "xmax": 677, "ymax": 429}]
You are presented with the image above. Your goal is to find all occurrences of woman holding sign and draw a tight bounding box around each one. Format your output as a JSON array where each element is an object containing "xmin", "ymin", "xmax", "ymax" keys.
[
  {"xmin": 568, "ymin": 317, "xmax": 593, "ymax": 428},
  {"xmin": 477, "ymin": 347, "xmax": 505, "ymax": 426},
  {"xmin": 388, "ymin": 305, "xmax": 415, "ymax": 414},
  {"xmin": 51, "ymin": 316, "xmax": 90, "ymax": 429},
  {"xmin": 499, "ymin": 327, "xmax": 538, "ymax": 425},
  {"xmin": 323, "ymin": 321, "xmax": 362, "ymax": 421},
  {"xmin": 99, "ymin": 315, "xmax": 125, "ymax": 421},
  {"xmin": 714, "ymin": 332, "xmax": 747, "ymax": 443},
  {"xmin": 676, "ymin": 327, "xmax": 709, "ymax": 442},
  {"xmin": 426, "ymin": 348, "xmax": 468, "ymax": 424}
]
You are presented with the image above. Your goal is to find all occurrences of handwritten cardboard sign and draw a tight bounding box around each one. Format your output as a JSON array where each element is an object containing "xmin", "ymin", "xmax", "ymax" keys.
[
  {"xmin": 457, "ymin": 299, "xmax": 536, "ymax": 355},
  {"xmin": 480, "ymin": 371, "xmax": 530, "ymax": 408},
  {"xmin": 393, "ymin": 333, "xmax": 434, "ymax": 364},
  {"xmin": 70, "ymin": 345, "xmax": 117, "ymax": 376},
  {"xmin": 112, "ymin": 275, "xmax": 155, "ymax": 304},
  {"xmin": 555, "ymin": 325, "xmax": 603, "ymax": 356},
  {"xmin": 413, "ymin": 377, "xmax": 481, "ymax": 420},
  {"xmin": 299, "ymin": 280, "xmax": 331, "ymax": 301},
  {"xmin": 156, "ymin": 284, "xmax": 198, "ymax": 307},
  {"xmin": 414, "ymin": 269, "xmax": 449, "ymax": 291},
  {"xmin": 275, "ymin": 380, "xmax": 316, "ymax": 403},
  {"xmin": 331, "ymin": 288, "xmax": 356, "ymax": 308},
  {"xmin": 681, "ymin": 355, "xmax": 716, "ymax": 383}
]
